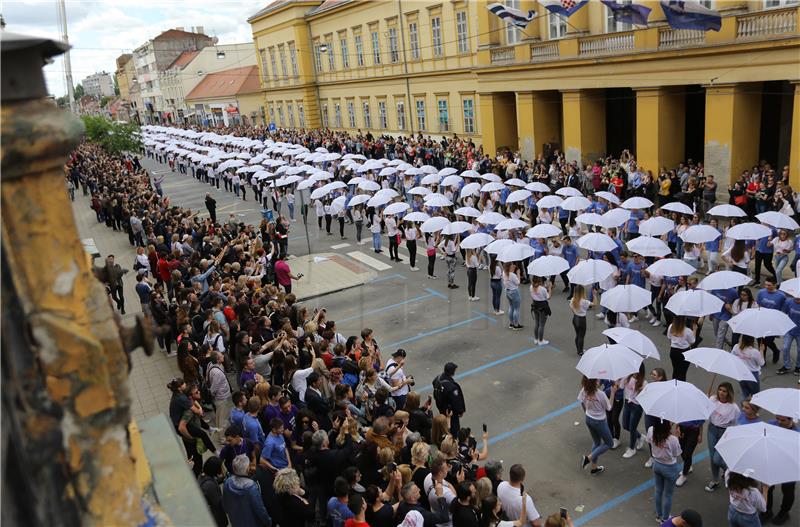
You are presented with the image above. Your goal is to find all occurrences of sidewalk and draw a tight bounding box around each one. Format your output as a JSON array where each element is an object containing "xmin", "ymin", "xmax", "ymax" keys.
[{"xmin": 288, "ymin": 253, "xmax": 377, "ymax": 300}]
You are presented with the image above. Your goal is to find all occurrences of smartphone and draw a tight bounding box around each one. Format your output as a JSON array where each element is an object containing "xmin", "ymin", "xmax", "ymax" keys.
[
  {"xmin": 560, "ymin": 508, "xmax": 567, "ymax": 519},
  {"xmin": 519, "ymin": 484, "xmax": 524, "ymax": 497},
  {"xmin": 426, "ymin": 395, "xmax": 432, "ymax": 405},
  {"xmin": 388, "ymin": 462, "xmax": 397, "ymax": 473},
  {"xmin": 482, "ymin": 423, "xmax": 487, "ymax": 433}
]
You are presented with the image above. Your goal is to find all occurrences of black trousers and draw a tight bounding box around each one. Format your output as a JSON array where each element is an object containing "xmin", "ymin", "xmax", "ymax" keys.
[
  {"xmin": 324, "ymin": 214, "xmax": 332, "ymax": 234},
  {"xmin": 428, "ymin": 254, "xmax": 436, "ymax": 276},
  {"xmin": 671, "ymin": 347, "xmax": 690, "ymax": 381},
  {"xmin": 572, "ymin": 315, "xmax": 586, "ymax": 355},
  {"xmin": 108, "ymin": 284, "xmax": 125, "ymax": 312},
  {"xmin": 407, "ymin": 240, "xmax": 417, "ymax": 268},
  {"xmin": 338, "ymin": 217, "xmax": 345, "ymax": 237},
  {"xmin": 389, "ymin": 235, "xmax": 399, "ymax": 260},
  {"xmin": 767, "ymin": 482, "xmax": 796, "ymax": 516},
  {"xmin": 754, "ymin": 251, "xmax": 776, "ymax": 282},
  {"xmin": 467, "ymin": 267, "xmax": 477, "ymax": 297},
  {"xmin": 606, "ymin": 397, "xmax": 624, "ymax": 439},
  {"xmin": 678, "ymin": 424, "xmax": 701, "ymax": 476}
]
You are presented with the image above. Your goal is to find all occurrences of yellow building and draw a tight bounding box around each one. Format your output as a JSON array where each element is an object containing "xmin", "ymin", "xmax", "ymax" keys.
[{"xmin": 249, "ymin": 0, "xmax": 800, "ymax": 185}]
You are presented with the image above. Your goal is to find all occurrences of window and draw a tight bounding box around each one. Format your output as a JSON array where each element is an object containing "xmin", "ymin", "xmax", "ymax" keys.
[
  {"xmin": 606, "ymin": 0, "xmax": 632, "ymax": 32},
  {"xmin": 298, "ymin": 105, "xmax": 305, "ymax": 128},
  {"xmin": 431, "ymin": 16, "xmax": 443, "ymax": 56},
  {"xmin": 396, "ymin": 101, "xmax": 406, "ymax": 130},
  {"xmin": 549, "ymin": 12, "xmax": 568, "ymax": 39},
  {"xmin": 259, "ymin": 48, "xmax": 269, "ymax": 82},
  {"xmin": 277, "ymin": 104, "xmax": 285, "ymax": 126},
  {"xmin": 355, "ymin": 34, "xmax": 364, "ymax": 66},
  {"xmin": 378, "ymin": 100, "xmax": 387, "ymax": 129},
  {"xmin": 437, "ymin": 99, "xmax": 449, "ymax": 132},
  {"xmin": 362, "ymin": 101, "xmax": 372, "ymax": 128},
  {"xmin": 278, "ymin": 45, "xmax": 288, "ymax": 79},
  {"xmin": 765, "ymin": 0, "xmax": 797, "ymax": 6},
  {"xmin": 506, "ymin": 0, "xmax": 521, "ymax": 44},
  {"xmin": 409, "ymin": 22, "xmax": 420, "ymax": 60},
  {"xmin": 340, "ymin": 37, "xmax": 350, "ymax": 68},
  {"xmin": 287, "ymin": 103, "xmax": 295, "ymax": 128},
  {"xmin": 371, "ymin": 30, "xmax": 381, "ymax": 65},
  {"xmin": 456, "ymin": 11, "xmax": 469, "ymax": 53},
  {"xmin": 699, "ymin": 0, "xmax": 713, "ymax": 7},
  {"xmin": 268, "ymin": 104, "xmax": 275, "ymax": 124},
  {"xmin": 388, "ymin": 27, "xmax": 399, "ymax": 63},
  {"xmin": 327, "ymin": 40, "xmax": 335, "ymax": 70},
  {"xmin": 335, "ymin": 103, "xmax": 342, "ymax": 128},
  {"xmin": 288, "ymin": 42, "xmax": 298, "ymax": 77},
  {"xmin": 269, "ymin": 48, "xmax": 278, "ymax": 80},
  {"xmin": 314, "ymin": 43, "xmax": 323, "ymax": 73},
  {"xmin": 347, "ymin": 101, "xmax": 356, "ymax": 128},
  {"xmin": 462, "ymin": 98, "xmax": 474, "ymax": 134},
  {"xmin": 321, "ymin": 103, "xmax": 329, "ymax": 128},
  {"xmin": 415, "ymin": 99, "xmax": 426, "ymax": 130}
]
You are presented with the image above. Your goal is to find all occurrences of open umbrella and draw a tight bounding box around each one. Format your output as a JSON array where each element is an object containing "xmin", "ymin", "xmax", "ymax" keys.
[
  {"xmin": 460, "ymin": 169, "xmax": 481, "ymax": 179},
  {"xmin": 460, "ymin": 232, "xmax": 495, "ymax": 249},
  {"xmin": 699, "ymin": 271, "xmax": 752, "ymax": 291},
  {"xmin": 506, "ymin": 189, "xmax": 532, "ymax": 204},
  {"xmin": 627, "ymin": 236, "xmax": 671, "ymax": 257},
  {"xmin": 454, "ymin": 206, "xmax": 481, "ymax": 218},
  {"xmin": 561, "ymin": 196, "xmax": 592, "ymax": 211},
  {"xmin": 600, "ymin": 284, "xmax": 651, "ymax": 313},
  {"xmin": 728, "ymin": 308, "xmax": 796, "ymax": 338},
  {"xmin": 708, "ymin": 204, "xmax": 747, "ymax": 217},
  {"xmin": 576, "ymin": 344, "xmax": 643, "ymax": 380},
  {"xmin": 577, "ymin": 233, "xmax": 618, "ymax": 252},
  {"xmin": 485, "ymin": 239, "xmax": 515, "ymax": 255},
  {"xmin": 476, "ymin": 212, "xmax": 507, "ymax": 225},
  {"xmin": 779, "ymin": 277, "xmax": 800, "ymax": 297},
  {"xmin": 602, "ymin": 208, "xmax": 631, "ymax": 229},
  {"xmin": 567, "ymin": 259, "xmax": 615, "ymax": 286},
  {"xmin": 481, "ymin": 182, "xmax": 506, "ymax": 193},
  {"xmin": 716, "ymin": 423, "xmax": 800, "ymax": 486},
  {"xmin": 460, "ymin": 182, "xmax": 481, "ymax": 199},
  {"xmin": 497, "ymin": 243, "xmax": 535, "ymax": 263},
  {"xmin": 384, "ymin": 202, "xmax": 410, "ymax": 216},
  {"xmin": 536, "ymin": 195, "xmax": 563, "ymax": 209},
  {"xmin": 757, "ymin": 211, "xmax": 800, "ymax": 231},
  {"xmin": 526, "ymin": 224, "xmax": 562, "ymax": 239},
  {"xmin": 751, "ymin": 388, "xmax": 800, "ymax": 420},
  {"xmin": 421, "ymin": 173, "xmax": 441, "ymax": 186},
  {"xmin": 367, "ymin": 193, "xmax": 394, "ymax": 208},
  {"xmin": 680, "ymin": 224, "xmax": 722, "ymax": 244},
  {"xmin": 408, "ymin": 186, "xmax": 432, "ymax": 196},
  {"xmin": 379, "ymin": 167, "xmax": 397, "ymax": 177},
  {"xmin": 646, "ymin": 258, "xmax": 697, "ymax": 277},
  {"xmin": 665, "ymin": 290, "xmax": 723, "ymax": 317},
  {"xmin": 621, "ymin": 197, "xmax": 654, "ymax": 210},
  {"xmin": 602, "ymin": 327, "xmax": 660, "ymax": 359},
  {"xmin": 403, "ymin": 211, "xmax": 430, "ymax": 222},
  {"xmin": 425, "ymin": 194, "xmax": 453, "ymax": 207},
  {"xmin": 660, "ymin": 202, "xmax": 694, "ymax": 215},
  {"xmin": 441, "ymin": 221, "xmax": 473, "ymax": 236},
  {"xmin": 637, "ymin": 380, "xmax": 717, "ymax": 422},
  {"xmin": 505, "ymin": 178, "xmax": 527, "ymax": 188},
  {"xmin": 495, "ymin": 218, "xmax": 528, "ymax": 231},
  {"xmin": 528, "ymin": 255, "xmax": 569, "ymax": 277},
  {"xmin": 441, "ymin": 175, "xmax": 463, "ymax": 187},
  {"xmin": 575, "ymin": 213, "xmax": 605, "ymax": 228},
  {"xmin": 639, "ymin": 217, "xmax": 675, "ymax": 237},
  {"xmin": 594, "ymin": 191, "xmax": 620, "ymax": 205},
  {"xmin": 347, "ymin": 194, "xmax": 370, "ymax": 207},
  {"xmin": 420, "ymin": 217, "xmax": 451, "ymax": 233},
  {"xmin": 683, "ymin": 347, "xmax": 757, "ymax": 382},
  {"xmin": 726, "ymin": 222, "xmax": 773, "ymax": 241},
  {"xmin": 555, "ymin": 187, "xmax": 582, "ymax": 198},
  {"xmin": 358, "ymin": 180, "xmax": 381, "ymax": 192},
  {"xmin": 438, "ymin": 167, "xmax": 458, "ymax": 177},
  {"xmin": 525, "ymin": 182, "xmax": 550, "ymax": 193}
]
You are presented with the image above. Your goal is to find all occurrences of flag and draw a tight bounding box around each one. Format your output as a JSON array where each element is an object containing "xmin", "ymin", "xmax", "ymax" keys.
[
  {"xmin": 487, "ymin": 2, "xmax": 536, "ymax": 29},
  {"xmin": 539, "ymin": 0, "xmax": 589, "ymax": 17},
  {"xmin": 660, "ymin": 0, "xmax": 721, "ymax": 31},
  {"xmin": 601, "ymin": 1, "xmax": 652, "ymax": 26}
]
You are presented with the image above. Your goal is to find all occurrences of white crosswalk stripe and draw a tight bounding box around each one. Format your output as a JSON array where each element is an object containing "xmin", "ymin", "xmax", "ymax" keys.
[{"xmin": 346, "ymin": 251, "xmax": 393, "ymax": 271}]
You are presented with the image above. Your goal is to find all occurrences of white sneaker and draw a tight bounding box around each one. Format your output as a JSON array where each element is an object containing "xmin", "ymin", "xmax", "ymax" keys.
[
  {"xmin": 533, "ymin": 339, "xmax": 541, "ymax": 345},
  {"xmin": 636, "ymin": 435, "xmax": 646, "ymax": 450},
  {"xmin": 644, "ymin": 457, "xmax": 654, "ymax": 468},
  {"xmin": 539, "ymin": 339, "xmax": 549, "ymax": 346},
  {"xmin": 676, "ymin": 474, "xmax": 688, "ymax": 487},
  {"xmin": 494, "ymin": 310, "xmax": 505, "ymax": 315},
  {"xmin": 410, "ymin": 266, "xmax": 419, "ymax": 271},
  {"xmin": 595, "ymin": 312, "xmax": 605, "ymax": 319},
  {"xmin": 652, "ymin": 320, "xmax": 661, "ymax": 327},
  {"xmin": 611, "ymin": 438, "xmax": 621, "ymax": 450},
  {"xmin": 473, "ymin": 296, "xmax": 480, "ymax": 301},
  {"xmin": 622, "ymin": 448, "xmax": 636, "ymax": 458},
  {"xmin": 629, "ymin": 316, "xmax": 638, "ymax": 323}
]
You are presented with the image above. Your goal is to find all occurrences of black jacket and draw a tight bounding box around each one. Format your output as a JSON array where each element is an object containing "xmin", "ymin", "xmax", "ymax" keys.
[
  {"xmin": 434, "ymin": 374, "xmax": 466, "ymax": 415},
  {"xmin": 305, "ymin": 388, "xmax": 333, "ymax": 430},
  {"xmin": 198, "ymin": 475, "xmax": 228, "ymax": 527}
]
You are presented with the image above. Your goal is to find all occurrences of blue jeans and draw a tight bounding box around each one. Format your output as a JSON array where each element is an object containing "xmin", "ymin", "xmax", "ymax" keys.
[
  {"xmin": 783, "ymin": 332, "xmax": 800, "ymax": 369},
  {"xmin": 775, "ymin": 254, "xmax": 789, "ymax": 284},
  {"xmin": 622, "ymin": 401, "xmax": 643, "ymax": 450},
  {"xmin": 739, "ymin": 370, "xmax": 760, "ymax": 400},
  {"xmin": 490, "ymin": 279, "xmax": 503, "ymax": 311},
  {"xmin": 288, "ymin": 202, "xmax": 295, "ymax": 220},
  {"xmin": 372, "ymin": 232, "xmax": 381, "ymax": 251},
  {"xmin": 707, "ymin": 423, "xmax": 727, "ymax": 481},
  {"xmin": 506, "ymin": 289, "xmax": 521, "ymax": 326},
  {"xmin": 727, "ymin": 506, "xmax": 762, "ymax": 527},
  {"xmin": 653, "ymin": 461, "xmax": 681, "ymax": 519},
  {"xmin": 585, "ymin": 415, "xmax": 613, "ymax": 463}
]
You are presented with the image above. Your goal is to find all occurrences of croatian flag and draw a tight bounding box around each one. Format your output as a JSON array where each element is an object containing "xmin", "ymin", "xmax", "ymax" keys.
[
  {"xmin": 660, "ymin": 0, "xmax": 721, "ymax": 31},
  {"xmin": 601, "ymin": 1, "xmax": 652, "ymax": 26},
  {"xmin": 540, "ymin": 0, "xmax": 589, "ymax": 18},
  {"xmin": 487, "ymin": 2, "xmax": 537, "ymax": 29}
]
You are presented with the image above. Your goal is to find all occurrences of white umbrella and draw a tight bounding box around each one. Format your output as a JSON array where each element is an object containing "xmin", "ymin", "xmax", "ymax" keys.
[
  {"xmin": 454, "ymin": 206, "xmax": 481, "ymax": 218},
  {"xmin": 708, "ymin": 204, "xmax": 747, "ymax": 217},
  {"xmin": 526, "ymin": 224, "xmax": 562, "ymax": 239},
  {"xmin": 594, "ymin": 191, "xmax": 621, "ymax": 205},
  {"xmin": 576, "ymin": 344, "xmax": 643, "ymax": 380},
  {"xmin": 683, "ymin": 347, "xmax": 757, "ymax": 382},
  {"xmin": 536, "ymin": 195, "xmax": 563, "ymax": 209},
  {"xmin": 330, "ymin": 195, "xmax": 346, "ymax": 214},
  {"xmin": 296, "ymin": 179, "xmax": 315, "ymax": 191},
  {"xmin": 476, "ymin": 212, "xmax": 507, "ymax": 225},
  {"xmin": 378, "ymin": 167, "xmax": 397, "ymax": 177},
  {"xmin": 525, "ymin": 182, "xmax": 550, "ymax": 193},
  {"xmin": 384, "ymin": 202, "xmax": 410, "ymax": 216},
  {"xmin": 600, "ymin": 284, "xmax": 652, "ymax": 313},
  {"xmin": 421, "ymin": 173, "xmax": 441, "ymax": 186},
  {"xmin": 347, "ymin": 194, "xmax": 370, "ymax": 207},
  {"xmin": 403, "ymin": 211, "xmax": 430, "ymax": 222},
  {"xmin": 716, "ymin": 423, "xmax": 800, "ymax": 486},
  {"xmin": 646, "ymin": 258, "xmax": 697, "ymax": 277},
  {"xmin": 310, "ymin": 186, "xmax": 333, "ymax": 200},
  {"xmin": 751, "ymin": 388, "xmax": 800, "ymax": 420},
  {"xmin": 505, "ymin": 178, "xmax": 527, "ymax": 187},
  {"xmin": 627, "ymin": 236, "xmax": 671, "ymax": 257},
  {"xmin": 660, "ymin": 202, "xmax": 694, "ymax": 215},
  {"xmin": 639, "ymin": 217, "xmax": 675, "ymax": 237},
  {"xmin": 438, "ymin": 167, "xmax": 458, "ymax": 177},
  {"xmin": 441, "ymin": 221, "xmax": 473, "ymax": 236},
  {"xmin": 506, "ymin": 189, "xmax": 532, "ymax": 204},
  {"xmin": 680, "ymin": 224, "xmax": 721, "ymax": 244},
  {"xmin": 425, "ymin": 194, "xmax": 453, "ymax": 207},
  {"xmin": 757, "ymin": 211, "xmax": 800, "ymax": 231},
  {"xmin": 460, "ymin": 182, "xmax": 481, "ymax": 199},
  {"xmin": 575, "ymin": 213, "xmax": 605, "ymax": 227},
  {"xmin": 367, "ymin": 194, "xmax": 394, "ymax": 208},
  {"xmin": 576, "ymin": 233, "xmax": 618, "ymax": 252},
  {"xmin": 441, "ymin": 175, "xmax": 463, "ymax": 187},
  {"xmin": 327, "ymin": 181, "xmax": 347, "ymax": 191},
  {"xmin": 407, "ymin": 186, "xmax": 432, "ymax": 196},
  {"xmin": 602, "ymin": 327, "xmax": 660, "ymax": 359},
  {"xmin": 358, "ymin": 180, "xmax": 381, "ymax": 192},
  {"xmin": 420, "ymin": 216, "xmax": 450, "ymax": 233},
  {"xmin": 699, "ymin": 271, "xmax": 752, "ymax": 291},
  {"xmin": 480, "ymin": 173, "xmax": 502, "ymax": 183},
  {"xmin": 460, "ymin": 169, "xmax": 481, "ymax": 179},
  {"xmin": 420, "ymin": 164, "xmax": 438, "ymax": 174},
  {"xmin": 528, "ymin": 255, "xmax": 569, "ymax": 277},
  {"xmin": 460, "ymin": 232, "xmax": 495, "ymax": 249},
  {"xmin": 485, "ymin": 239, "xmax": 515, "ymax": 255},
  {"xmin": 602, "ymin": 208, "xmax": 632, "ymax": 229},
  {"xmin": 637, "ymin": 380, "xmax": 717, "ymax": 422},
  {"xmin": 497, "ymin": 243, "xmax": 535, "ymax": 263},
  {"xmin": 665, "ymin": 290, "xmax": 724, "ymax": 317},
  {"xmin": 404, "ymin": 167, "xmax": 422, "ymax": 176},
  {"xmin": 481, "ymin": 182, "xmax": 506, "ymax": 193},
  {"xmin": 726, "ymin": 222, "xmax": 773, "ymax": 241},
  {"xmin": 495, "ymin": 218, "xmax": 529, "ymax": 231},
  {"xmin": 567, "ymin": 259, "xmax": 615, "ymax": 286},
  {"xmin": 621, "ymin": 197, "xmax": 654, "ymax": 210},
  {"xmin": 779, "ymin": 277, "xmax": 800, "ymax": 297},
  {"xmin": 561, "ymin": 196, "xmax": 592, "ymax": 211},
  {"xmin": 556, "ymin": 187, "xmax": 583, "ymax": 198},
  {"xmin": 728, "ymin": 308, "xmax": 796, "ymax": 338}
]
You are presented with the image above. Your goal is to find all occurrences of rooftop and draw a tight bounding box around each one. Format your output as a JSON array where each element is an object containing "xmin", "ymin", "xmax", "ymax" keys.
[
  {"xmin": 154, "ymin": 28, "xmax": 213, "ymax": 41},
  {"xmin": 307, "ymin": 0, "xmax": 351, "ymax": 16},
  {"xmin": 167, "ymin": 50, "xmax": 200, "ymax": 70},
  {"xmin": 185, "ymin": 65, "xmax": 261, "ymax": 101}
]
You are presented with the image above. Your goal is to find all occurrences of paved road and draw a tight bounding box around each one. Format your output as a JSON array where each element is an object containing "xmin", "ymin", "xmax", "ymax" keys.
[{"xmin": 77, "ymin": 156, "xmax": 800, "ymax": 526}]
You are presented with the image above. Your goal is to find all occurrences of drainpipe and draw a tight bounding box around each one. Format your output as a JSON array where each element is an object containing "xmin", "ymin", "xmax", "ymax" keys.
[{"xmin": 397, "ymin": 0, "xmax": 414, "ymax": 136}]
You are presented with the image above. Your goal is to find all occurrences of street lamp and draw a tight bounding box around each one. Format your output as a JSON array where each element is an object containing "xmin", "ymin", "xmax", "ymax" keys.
[
  {"xmin": 216, "ymin": 50, "xmax": 225, "ymax": 59},
  {"xmin": 319, "ymin": 43, "xmax": 328, "ymax": 53}
]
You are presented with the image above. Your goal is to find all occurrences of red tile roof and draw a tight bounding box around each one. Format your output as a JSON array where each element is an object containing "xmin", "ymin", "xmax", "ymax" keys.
[
  {"xmin": 185, "ymin": 66, "xmax": 261, "ymax": 101},
  {"xmin": 154, "ymin": 29, "xmax": 213, "ymax": 41},
  {"xmin": 167, "ymin": 50, "xmax": 200, "ymax": 70}
]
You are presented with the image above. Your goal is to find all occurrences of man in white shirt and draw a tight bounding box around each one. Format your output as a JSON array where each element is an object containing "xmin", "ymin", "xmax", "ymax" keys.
[
  {"xmin": 496, "ymin": 464, "xmax": 542, "ymax": 527},
  {"xmin": 385, "ymin": 349, "xmax": 413, "ymax": 410},
  {"xmin": 424, "ymin": 458, "xmax": 457, "ymax": 527}
]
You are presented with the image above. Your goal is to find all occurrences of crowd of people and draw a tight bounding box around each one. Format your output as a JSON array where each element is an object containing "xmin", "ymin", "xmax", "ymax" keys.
[{"xmin": 65, "ymin": 120, "xmax": 800, "ymax": 527}]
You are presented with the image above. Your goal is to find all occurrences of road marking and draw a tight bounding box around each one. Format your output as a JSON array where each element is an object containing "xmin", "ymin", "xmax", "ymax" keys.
[
  {"xmin": 337, "ymin": 293, "xmax": 436, "ymax": 323},
  {"xmin": 489, "ymin": 401, "xmax": 581, "ymax": 444},
  {"xmin": 331, "ymin": 243, "xmax": 351, "ymax": 250},
  {"xmin": 346, "ymin": 251, "xmax": 392, "ymax": 271},
  {"xmin": 384, "ymin": 314, "xmax": 485, "ymax": 348},
  {"xmin": 370, "ymin": 273, "xmax": 407, "ymax": 283}
]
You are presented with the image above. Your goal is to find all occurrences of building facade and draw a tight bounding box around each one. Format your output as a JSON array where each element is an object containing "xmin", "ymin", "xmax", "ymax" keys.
[
  {"xmin": 115, "ymin": 54, "xmax": 136, "ymax": 122},
  {"xmin": 248, "ymin": 0, "xmax": 800, "ymax": 186},
  {"xmin": 185, "ymin": 65, "xmax": 264, "ymax": 127},
  {"xmin": 82, "ymin": 72, "xmax": 115, "ymax": 98}
]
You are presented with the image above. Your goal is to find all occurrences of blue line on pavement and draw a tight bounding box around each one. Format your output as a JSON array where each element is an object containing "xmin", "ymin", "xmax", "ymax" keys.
[
  {"xmin": 471, "ymin": 309, "xmax": 498, "ymax": 324},
  {"xmin": 573, "ymin": 450, "xmax": 710, "ymax": 526},
  {"xmin": 489, "ymin": 402, "xmax": 582, "ymax": 445},
  {"xmin": 372, "ymin": 273, "xmax": 407, "ymax": 283},
  {"xmin": 423, "ymin": 287, "xmax": 449, "ymax": 300},
  {"xmin": 385, "ymin": 315, "xmax": 483, "ymax": 348},
  {"xmin": 337, "ymin": 293, "xmax": 434, "ymax": 323}
]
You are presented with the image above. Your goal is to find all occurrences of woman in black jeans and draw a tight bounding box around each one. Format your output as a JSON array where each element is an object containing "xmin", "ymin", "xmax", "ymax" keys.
[
  {"xmin": 489, "ymin": 256, "xmax": 504, "ymax": 316},
  {"xmin": 405, "ymin": 221, "xmax": 421, "ymax": 271},
  {"xmin": 466, "ymin": 249, "xmax": 479, "ymax": 301},
  {"xmin": 425, "ymin": 233, "xmax": 438, "ymax": 279}
]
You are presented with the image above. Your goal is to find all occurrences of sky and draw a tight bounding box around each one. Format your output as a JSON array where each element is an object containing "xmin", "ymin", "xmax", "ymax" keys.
[{"xmin": 3, "ymin": 0, "xmax": 265, "ymax": 97}]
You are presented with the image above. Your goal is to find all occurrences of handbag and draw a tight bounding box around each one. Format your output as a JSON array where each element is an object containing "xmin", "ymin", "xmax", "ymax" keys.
[{"xmin": 426, "ymin": 247, "xmax": 436, "ymax": 257}]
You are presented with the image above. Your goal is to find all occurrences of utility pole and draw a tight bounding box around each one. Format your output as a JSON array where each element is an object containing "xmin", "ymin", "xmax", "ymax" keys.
[{"xmin": 56, "ymin": 0, "xmax": 76, "ymax": 113}]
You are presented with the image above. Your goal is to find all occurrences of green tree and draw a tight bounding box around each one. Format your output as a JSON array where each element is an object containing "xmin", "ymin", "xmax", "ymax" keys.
[
  {"xmin": 81, "ymin": 115, "xmax": 142, "ymax": 155},
  {"xmin": 73, "ymin": 83, "xmax": 84, "ymax": 100},
  {"xmin": 100, "ymin": 96, "xmax": 113, "ymax": 108},
  {"xmin": 114, "ymin": 75, "xmax": 120, "ymax": 96}
]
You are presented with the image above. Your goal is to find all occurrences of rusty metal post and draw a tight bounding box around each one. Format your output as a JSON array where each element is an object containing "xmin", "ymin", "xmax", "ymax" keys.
[{"xmin": 1, "ymin": 32, "xmax": 147, "ymax": 526}]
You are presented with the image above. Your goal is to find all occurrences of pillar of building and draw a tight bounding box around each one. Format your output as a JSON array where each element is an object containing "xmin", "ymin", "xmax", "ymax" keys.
[
  {"xmin": 561, "ymin": 89, "xmax": 605, "ymax": 165},
  {"xmin": 790, "ymin": 82, "xmax": 800, "ymax": 188},
  {"xmin": 635, "ymin": 87, "xmax": 685, "ymax": 174},
  {"xmin": 479, "ymin": 92, "xmax": 518, "ymax": 156},
  {"xmin": 704, "ymin": 83, "xmax": 762, "ymax": 184},
  {"xmin": 516, "ymin": 91, "xmax": 561, "ymax": 161}
]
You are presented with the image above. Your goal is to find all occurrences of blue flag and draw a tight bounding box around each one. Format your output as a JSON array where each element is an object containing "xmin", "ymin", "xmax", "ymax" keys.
[
  {"xmin": 660, "ymin": 0, "xmax": 721, "ymax": 31},
  {"xmin": 601, "ymin": 1, "xmax": 652, "ymax": 26},
  {"xmin": 487, "ymin": 2, "xmax": 537, "ymax": 29},
  {"xmin": 540, "ymin": 0, "xmax": 589, "ymax": 18}
]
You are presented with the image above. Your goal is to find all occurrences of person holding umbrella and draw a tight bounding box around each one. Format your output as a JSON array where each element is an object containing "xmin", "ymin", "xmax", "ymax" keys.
[
  {"xmin": 529, "ymin": 276, "xmax": 552, "ymax": 345},
  {"xmin": 731, "ymin": 335, "xmax": 765, "ymax": 398},
  {"xmin": 756, "ymin": 278, "xmax": 786, "ymax": 364},
  {"xmin": 778, "ymin": 293, "xmax": 800, "ymax": 375},
  {"xmin": 569, "ymin": 285, "xmax": 594, "ymax": 356},
  {"xmin": 705, "ymin": 382, "xmax": 741, "ymax": 493},
  {"xmin": 621, "ymin": 364, "xmax": 647, "ymax": 459},
  {"xmin": 667, "ymin": 316, "xmax": 696, "ymax": 381},
  {"xmin": 762, "ymin": 414, "xmax": 798, "ymax": 525},
  {"xmin": 503, "ymin": 262, "xmax": 522, "ymax": 331},
  {"xmin": 578, "ymin": 376, "xmax": 615, "ymax": 476},
  {"xmin": 725, "ymin": 471, "xmax": 768, "ymax": 527},
  {"xmin": 646, "ymin": 419, "xmax": 682, "ymax": 524}
]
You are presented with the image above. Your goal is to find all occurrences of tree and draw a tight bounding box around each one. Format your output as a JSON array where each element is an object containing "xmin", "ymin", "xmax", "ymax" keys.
[
  {"xmin": 113, "ymin": 76, "xmax": 120, "ymax": 96},
  {"xmin": 100, "ymin": 96, "xmax": 113, "ymax": 109},
  {"xmin": 81, "ymin": 115, "xmax": 142, "ymax": 155},
  {"xmin": 73, "ymin": 83, "xmax": 84, "ymax": 100}
]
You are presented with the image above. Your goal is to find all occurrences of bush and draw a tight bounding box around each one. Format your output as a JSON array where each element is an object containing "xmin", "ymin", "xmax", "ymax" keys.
[{"xmin": 81, "ymin": 115, "xmax": 142, "ymax": 155}]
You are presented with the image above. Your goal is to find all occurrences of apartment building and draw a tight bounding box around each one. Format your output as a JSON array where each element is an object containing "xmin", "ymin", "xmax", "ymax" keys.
[{"xmin": 82, "ymin": 71, "xmax": 115, "ymax": 98}]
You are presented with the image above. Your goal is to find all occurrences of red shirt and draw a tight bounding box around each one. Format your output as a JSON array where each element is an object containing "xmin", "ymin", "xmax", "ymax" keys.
[
  {"xmin": 345, "ymin": 520, "xmax": 369, "ymax": 527},
  {"xmin": 223, "ymin": 305, "xmax": 237, "ymax": 322},
  {"xmin": 275, "ymin": 260, "xmax": 291, "ymax": 286}
]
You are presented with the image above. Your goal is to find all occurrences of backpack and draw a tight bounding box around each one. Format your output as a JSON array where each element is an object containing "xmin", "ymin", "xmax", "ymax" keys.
[
  {"xmin": 379, "ymin": 361, "xmax": 396, "ymax": 383},
  {"xmin": 432, "ymin": 374, "xmax": 452, "ymax": 413}
]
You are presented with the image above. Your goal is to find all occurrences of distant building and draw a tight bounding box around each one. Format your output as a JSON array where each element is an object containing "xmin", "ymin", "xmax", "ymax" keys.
[
  {"xmin": 82, "ymin": 72, "xmax": 115, "ymax": 98},
  {"xmin": 77, "ymin": 95, "xmax": 102, "ymax": 116},
  {"xmin": 115, "ymin": 54, "xmax": 136, "ymax": 122},
  {"xmin": 185, "ymin": 65, "xmax": 262, "ymax": 127}
]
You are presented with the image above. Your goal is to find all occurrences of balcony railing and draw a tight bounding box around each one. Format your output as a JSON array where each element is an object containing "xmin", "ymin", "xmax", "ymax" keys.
[
  {"xmin": 579, "ymin": 32, "xmax": 635, "ymax": 56},
  {"xmin": 530, "ymin": 41, "xmax": 559, "ymax": 62},
  {"xmin": 737, "ymin": 7, "xmax": 797, "ymax": 39},
  {"xmin": 490, "ymin": 45, "xmax": 516, "ymax": 64},
  {"xmin": 658, "ymin": 27, "xmax": 705, "ymax": 48}
]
